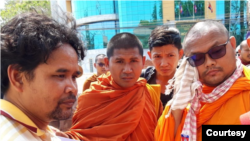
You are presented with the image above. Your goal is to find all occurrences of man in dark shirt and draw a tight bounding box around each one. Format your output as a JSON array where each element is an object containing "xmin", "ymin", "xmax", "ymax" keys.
[{"xmin": 141, "ymin": 25, "xmax": 183, "ymax": 108}]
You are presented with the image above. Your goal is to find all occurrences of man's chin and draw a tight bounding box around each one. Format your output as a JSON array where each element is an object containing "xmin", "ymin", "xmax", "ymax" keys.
[
  {"xmin": 120, "ymin": 82, "xmax": 136, "ymax": 88},
  {"xmin": 50, "ymin": 108, "xmax": 73, "ymax": 120},
  {"xmin": 203, "ymin": 78, "xmax": 224, "ymax": 87}
]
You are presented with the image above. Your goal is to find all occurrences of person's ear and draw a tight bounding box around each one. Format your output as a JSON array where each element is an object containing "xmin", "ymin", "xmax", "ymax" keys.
[
  {"xmin": 147, "ymin": 51, "xmax": 152, "ymax": 59},
  {"xmin": 247, "ymin": 38, "xmax": 250, "ymax": 47},
  {"xmin": 142, "ymin": 56, "xmax": 146, "ymax": 66},
  {"xmin": 94, "ymin": 63, "xmax": 97, "ymax": 69},
  {"xmin": 104, "ymin": 57, "xmax": 109, "ymax": 68},
  {"xmin": 179, "ymin": 49, "xmax": 184, "ymax": 59},
  {"xmin": 7, "ymin": 65, "xmax": 24, "ymax": 93},
  {"xmin": 229, "ymin": 36, "xmax": 236, "ymax": 49}
]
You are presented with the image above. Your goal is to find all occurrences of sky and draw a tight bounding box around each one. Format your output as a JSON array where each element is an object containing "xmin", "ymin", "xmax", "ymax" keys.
[{"xmin": 0, "ymin": 0, "xmax": 6, "ymax": 9}]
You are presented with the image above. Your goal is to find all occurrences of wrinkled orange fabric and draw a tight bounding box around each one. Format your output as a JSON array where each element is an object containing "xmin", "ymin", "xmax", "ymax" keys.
[
  {"xmin": 82, "ymin": 74, "xmax": 97, "ymax": 91},
  {"xmin": 147, "ymin": 84, "xmax": 163, "ymax": 119},
  {"xmin": 65, "ymin": 72, "xmax": 161, "ymax": 141},
  {"xmin": 155, "ymin": 66, "xmax": 250, "ymax": 141}
]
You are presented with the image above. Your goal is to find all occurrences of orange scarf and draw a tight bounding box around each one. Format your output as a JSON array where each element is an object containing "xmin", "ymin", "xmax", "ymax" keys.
[
  {"xmin": 197, "ymin": 66, "xmax": 250, "ymax": 127},
  {"xmin": 66, "ymin": 72, "xmax": 157, "ymax": 141}
]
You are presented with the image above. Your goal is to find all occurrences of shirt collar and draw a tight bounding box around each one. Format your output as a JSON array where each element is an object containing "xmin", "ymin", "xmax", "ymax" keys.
[{"xmin": 0, "ymin": 99, "xmax": 52, "ymax": 136}]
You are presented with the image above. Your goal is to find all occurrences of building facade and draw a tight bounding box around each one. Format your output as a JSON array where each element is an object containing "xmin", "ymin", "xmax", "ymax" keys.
[
  {"xmin": 51, "ymin": 0, "xmax": 249, "ymax": 75},
  {"xmin": 70, "ymin": 0, "xmax": 248, "ymax": 49}
]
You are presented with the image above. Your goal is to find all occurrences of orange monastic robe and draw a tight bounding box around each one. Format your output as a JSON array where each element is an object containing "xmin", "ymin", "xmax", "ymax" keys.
[
  {"xmin": 155, "ymin": 66, "xmax": 250, "ymax": 141},
  {"xmin": 82, "ymin": 74, "xmax": 97, "ymax": 91},
  {"xmin": 65, "ymin": 72, "xmax": 162, "ymax": 141}
]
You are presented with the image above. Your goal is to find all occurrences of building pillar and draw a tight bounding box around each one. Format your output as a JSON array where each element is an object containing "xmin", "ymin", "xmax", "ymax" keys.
[
  {"xmin": 162, "ymin": 1, "xmax": 175, "ymax": 24},
  {"xmin": 66, "ymin": 0, "xmax": 72, "ymax": 13},
  {"xmin": 205, "ymin": 0, "xmax": 216, "ymax": 19}
]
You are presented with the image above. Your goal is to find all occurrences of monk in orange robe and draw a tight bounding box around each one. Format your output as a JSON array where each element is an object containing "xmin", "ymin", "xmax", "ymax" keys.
[
  {"xmin": 83, "ymin": 54, "xmax": 108, "ymax": 92},
  {"xmin": 155, "ymin": 21, "xmax": 250, "ymax": 141},
  {"xmin": 61, "ymin": 33, "xmax": 162, "ymax": 141}
]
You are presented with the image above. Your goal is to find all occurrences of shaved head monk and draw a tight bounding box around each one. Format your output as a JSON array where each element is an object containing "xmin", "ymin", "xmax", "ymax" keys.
[
  {"xmin": 155, "ymin": 21, "xmax": 250, "ymax": 141},
  {"xmin": 238, "ymin": 40, "xmax": 250, "ymax": 67},
  {"xmin": 58, "ymin": 32, "xmax": 162, "ymax": 141}
]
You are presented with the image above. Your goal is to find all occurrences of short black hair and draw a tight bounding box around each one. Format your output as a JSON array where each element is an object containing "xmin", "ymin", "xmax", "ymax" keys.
[
  {"xmin": 1, "ymin": 12, "xmax": 85, "ymax": 97},
  {"xmin": 106, "ymin": 32, "xmax": 143, "ymax": 59},
  {"xmin": 95, "ymin": 54, "xmax": 106, "ymax": 63},
  {"xmin": 148, "ymin": 25, "xmax": 182, "ymax": 51}
]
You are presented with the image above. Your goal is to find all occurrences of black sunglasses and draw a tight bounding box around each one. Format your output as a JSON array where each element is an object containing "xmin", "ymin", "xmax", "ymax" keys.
[
  {"xmin": 97, "ymin": 63, "xmax": 105, "ymax": 67},
  {"xmin": 188, "ymin": 40, "xmax": 229, "ymax": 67}
]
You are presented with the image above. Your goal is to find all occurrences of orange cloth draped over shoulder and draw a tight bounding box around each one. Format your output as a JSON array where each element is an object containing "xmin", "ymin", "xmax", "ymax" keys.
[
  {"xmin": 155, "ymin": 66, "xmax": 250, "ymax": 141},
  {"xmin": 82, "ymin": 74, "xmax": 97, "ymax": 91},
  {"xmin": 65, "ymin": 72, "xmax": 162, "ymax": 141}
]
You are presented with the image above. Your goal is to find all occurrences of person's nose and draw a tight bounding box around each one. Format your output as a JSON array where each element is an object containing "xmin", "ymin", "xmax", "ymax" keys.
[
  {"xmin": 123, "ymin": 63, "xmax": 132, "ymax": 73},
  {"xmin": 204, "ymin": 54, "xmax": 216, "ymax": 68},
  {"xmin": 65, "ymin": 78, "xmax": 78, "ymax": 96},
  {"xmin": 160, "ymin": 57, "xmax": 169, "ymax": 67}
]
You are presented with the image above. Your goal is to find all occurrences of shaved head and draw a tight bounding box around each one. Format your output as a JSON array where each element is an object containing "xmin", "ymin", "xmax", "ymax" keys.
[
  {"xmin": 183, "ymin": 20, "xmax": 229, "ymax": 54},
  {"xmin": 181, "ymin": 20, "xmax": 237, "ymax": 87},
  {"xmin": 240, "ymin": 40, "xmax": 247, "ymax": 50}
]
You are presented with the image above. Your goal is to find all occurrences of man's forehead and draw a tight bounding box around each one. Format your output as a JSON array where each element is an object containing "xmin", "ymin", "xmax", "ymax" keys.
[
  {"xmin": 151, "ymin": 50, "xmax": 176, "ymax": 54},
  {"xmin": 97, "ymin": 55, "xmax": 105, "ymax": 59},
  {"xmin": 112, "ymin": 48, "xmax": 141, "ymax": 57},
  {"xmin": 112, "ymin": 54, "xmax": 141, "ymax": 59},
  {"xmin": 96, "ymin": 56, "xmax": 105, "ymax": 61},
  {"xmin": 241, "ymin": 40, "xmax": 249, "ymax": 48},
  {"xmin": 185, "ymin": 25, "xmax": 219, "ymax": 42},
  {"xmin": 184, "ymin": 27, "xmax": 225, "ymax": 53}
]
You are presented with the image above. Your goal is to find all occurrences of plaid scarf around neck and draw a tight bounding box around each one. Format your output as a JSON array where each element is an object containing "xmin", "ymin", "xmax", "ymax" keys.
[{"xmin": 165, "ymin": 57, "xmax": 243, "ymax": 141}]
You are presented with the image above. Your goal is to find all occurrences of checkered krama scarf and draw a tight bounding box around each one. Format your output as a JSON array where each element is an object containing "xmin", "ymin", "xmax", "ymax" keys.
[{"xmin": 165, "ymin": 57, "xmax": 243, "ymax": 141}]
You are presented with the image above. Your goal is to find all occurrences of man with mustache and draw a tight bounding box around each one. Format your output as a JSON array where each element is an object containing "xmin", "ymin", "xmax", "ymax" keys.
[
  {"xmin": 52, "ymin": 54, "xmax": 108, "ymax": 133},
  {"xmin": 60, "ymin": 32, "xmax": 162, "ymax": 141},
  {"xmin": 0, "ymin": 12, "xmax": 85, "ymax": 140},
  {"xmin": 83, "ymin": 54, "xmax": 108, "ymax": 91},
  {"xmin": 238, "ymin": 39, "xmax": 250, "ymax": 67},
  {"xmin": 155, "ymin": 21, "xmax": 250, "ymax": 141}
]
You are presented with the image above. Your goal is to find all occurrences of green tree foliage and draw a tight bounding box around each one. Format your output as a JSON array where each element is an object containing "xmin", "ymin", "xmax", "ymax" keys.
[
  {"xmin": 152, "ymin": 2, "xmax": 157, "ymax": 21},
  {"xmin": 136, "ymin": 1, "xmax": 164, "ymax": 49},
  {"xmin": 159, "ymin": 1, "xmax": 163, "ymax": 20},
  {"xmin": 239, "ymin": 0, "xmax": 247, "ymax": 41},
  {"xmin": 224, "ymin": 0, "xmax": 231, "ymax": 31},
  {"xmin": 0, "ymin": 0, "xmax": 51, "ymax": 26},
  {"xmin": 230, "ymin": 0, "xmax": 247, "ymax": 45}
]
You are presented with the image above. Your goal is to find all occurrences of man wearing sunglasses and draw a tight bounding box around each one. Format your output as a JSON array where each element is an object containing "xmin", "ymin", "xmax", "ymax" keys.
[
  {"xmin": 155, "ymin": 20, "xmax": 250, "ymax": 141},
  {"xmin": 82, "ymin": 54, "xmax": 107, "ymax": 91}
]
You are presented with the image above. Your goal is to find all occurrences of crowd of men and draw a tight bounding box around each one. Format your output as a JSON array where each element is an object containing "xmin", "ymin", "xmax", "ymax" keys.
[{"xmin": 0, "ymin": 11, "xmax": 250, "ymax": 141}]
